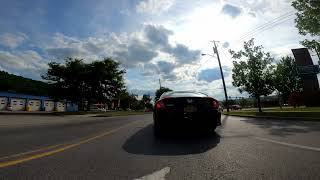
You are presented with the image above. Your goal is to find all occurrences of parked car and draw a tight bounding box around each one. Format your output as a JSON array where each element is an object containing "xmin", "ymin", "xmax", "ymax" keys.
[
  {"xmin": 153, "ymin": 91, "xmax": 222, "ymax": 136},
  {"xmin": 230, "ymin": 105, "xmax": 242, "ymax": 110},
  {"xmin": 97, "ymin": 108, "xmax": 107, "ymax": 112}
]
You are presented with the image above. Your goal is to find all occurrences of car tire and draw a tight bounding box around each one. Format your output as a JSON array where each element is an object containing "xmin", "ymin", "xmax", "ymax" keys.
[
  {"xmin": 212, "ymin": 125, "xmax": 217, "ymax": 131},
  {"xmin": 205, "ymin": 125, "xmax": 216, "ymax": 134}
]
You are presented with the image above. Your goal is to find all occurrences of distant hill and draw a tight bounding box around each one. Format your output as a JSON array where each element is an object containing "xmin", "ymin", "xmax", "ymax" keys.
[{"xmin": 0, "ymin": 71, "xmax": 51, "ymax": 96}]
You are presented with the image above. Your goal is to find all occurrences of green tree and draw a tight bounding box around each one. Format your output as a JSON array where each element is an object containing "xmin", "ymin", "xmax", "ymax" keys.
[
  {"xmin": 119, "ymin": 91, "xmax": 131, "ymax": 110},
  {"xmin": 84, "ymin": 58, "xmax": 126, "ymax": 109},
  {"xmin": 155, "ymin": 87, "xmax": 172, "ymax": 101},
  {"xmin": 239, "ymin": 98, "xmax": 251, "ymax": 108},
  {"xmin": 42, "ymin": 58, "xmax": 125, "ymax": 110},
  {"xmin": 142, "ymin": 94, "xmax": 153, "ymax": 110},
  {"xmin": 129, "ymin": 94, "xmax": 144, "ymax": 110},
  {"xmin": 120, "ymin": 91, "xmax": 154, "ymax": 110},
  {"xmin": 142, "ymin": 94, "xmax": 151, "ymax": 104},
  {"xmin": 229, "ymin": 39, "xmax": 274, "ymax": 112},
  {"xmin": 292, "ymin": 0, "xmax": 320, "ymax": 57},
  {"xmin": 274, "ymin": 56, "xmax": 302, "ymax": 107},
  {"xmin": 42, "ymin": 58, "xmax": 86, "ymax": 104}
]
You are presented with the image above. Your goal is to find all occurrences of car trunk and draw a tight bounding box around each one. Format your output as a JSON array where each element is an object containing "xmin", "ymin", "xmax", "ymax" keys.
[{"xmin": 161, "ymin": 97, "xmax": 214, "ymax": 113}]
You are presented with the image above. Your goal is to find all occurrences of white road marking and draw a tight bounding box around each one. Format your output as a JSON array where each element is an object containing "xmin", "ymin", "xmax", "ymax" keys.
[
  {"xmin": 254, "ymin": 137, "xmax": 320, "ymax": 152},
  {"xmin": 135, "ymin": 167, "xmax": 171, "ymax": 180}
]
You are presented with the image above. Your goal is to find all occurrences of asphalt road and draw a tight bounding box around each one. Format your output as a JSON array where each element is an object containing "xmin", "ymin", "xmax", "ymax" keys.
[{"xmin": 0, "ymin": 114, "xmax": 320, "ymax": 180}]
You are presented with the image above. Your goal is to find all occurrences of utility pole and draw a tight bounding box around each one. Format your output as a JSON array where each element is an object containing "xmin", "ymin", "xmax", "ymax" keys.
[
  {"xmin": 159, "ymin": 78, "xmax": 162, "ymax": 89},
  {"xmin": 211, "ymin": 40, "xmax": 229, "ymax": 112}
]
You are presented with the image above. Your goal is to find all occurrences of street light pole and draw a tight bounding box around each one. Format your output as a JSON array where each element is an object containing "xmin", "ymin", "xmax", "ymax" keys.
[{"xmin": 212, "ymin": 41, "xmax": 229, "ymax": 112}]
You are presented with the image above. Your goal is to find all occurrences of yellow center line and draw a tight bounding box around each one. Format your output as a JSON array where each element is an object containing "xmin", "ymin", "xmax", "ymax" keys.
[
  {"xmin": 0, "ymin": 121, "xmax": 137, "ymax": 168},
  {"xmin": 0, "ymin": 143, "xmax": 64, "ymax": 161}
]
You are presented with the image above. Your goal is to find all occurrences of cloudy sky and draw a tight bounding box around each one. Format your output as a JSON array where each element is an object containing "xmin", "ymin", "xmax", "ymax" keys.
[{"xmin": 0, "ymin": 0, "xmax": 318, "ymax": 100}]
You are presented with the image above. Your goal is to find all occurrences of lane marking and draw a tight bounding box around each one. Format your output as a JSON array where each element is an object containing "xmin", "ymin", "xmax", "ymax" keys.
[
  {"xmin": 0, "ymin": 120, "xmax": 126, "ymax": 161},
  {"xmin": 0, "ymin": 121, "xmax": 137, "ymax": 168},
  {"xmin": 254, "ymin": 137, "xmax": 320, "ymax": 152},
  {"xmin": 135, "ymin": 167, "xmax": 171, "ymax": 180},
  {"xmin": 0, "ymin": 143, "xmax": 64, "ymax": 161}
]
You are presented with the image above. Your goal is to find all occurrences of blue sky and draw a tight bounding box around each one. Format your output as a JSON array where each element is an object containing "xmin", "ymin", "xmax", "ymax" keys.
[{"xmin": 0, "ymin": 0, "xmax": 318, "ymax": 100}]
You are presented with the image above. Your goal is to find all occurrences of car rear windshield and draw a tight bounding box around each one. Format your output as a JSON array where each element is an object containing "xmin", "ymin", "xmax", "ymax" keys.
[{"xmin": 161, "ymin": 92, "xmax": 208, "ymax": 99}]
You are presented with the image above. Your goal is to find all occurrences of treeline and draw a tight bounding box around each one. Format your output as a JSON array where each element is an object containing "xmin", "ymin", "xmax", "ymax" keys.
[
  {"xmin": 43, "ymin": 57, "xmax": 153, "ymax": 111},
  {"xmin": 0, "ymin": 58, "xmax": 154, "ymax": 111},
  {"xmin": 42, "ymin": 58, "xmax": 126, "ymax": 110},
  {"xmin": 119, "ymin": 93, "xmax": 153, "ymax": 111},
  {"xmin": 229, "ymin": 39, "xmax": 316, "ymax": 111},
  {"xmin": 0, "ymin": 71, "xmax": 50, "ymax": 96}
]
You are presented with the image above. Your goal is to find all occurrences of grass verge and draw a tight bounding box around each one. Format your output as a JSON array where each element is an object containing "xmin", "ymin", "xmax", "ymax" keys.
[{"xmin": 223, "ymin": 110, "xmax": 320, "ymax": 120}]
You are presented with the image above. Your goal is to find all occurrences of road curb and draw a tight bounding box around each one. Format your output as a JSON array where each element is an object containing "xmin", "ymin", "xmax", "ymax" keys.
[
  {"xmin": 0, "ymin": 112, "xmax": 151, "ymax": 116},
  {"xmin": 0, "ymin": 112, "xmax": 56, "ymax": 116},
  {"xmin": 223, "ymin": 114, "xmax": 320, "ymax": 122}
]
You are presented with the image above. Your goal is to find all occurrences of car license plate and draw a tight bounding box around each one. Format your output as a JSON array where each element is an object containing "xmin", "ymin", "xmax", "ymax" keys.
[{"xmin": 184, "ymin": 105, "xmax": 197, "ymax": 112}]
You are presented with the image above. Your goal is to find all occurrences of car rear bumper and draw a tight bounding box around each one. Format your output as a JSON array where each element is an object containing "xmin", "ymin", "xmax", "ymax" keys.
[{"xmin": 153, "ymin": 110, "xmax": 221, "ymax": 128}]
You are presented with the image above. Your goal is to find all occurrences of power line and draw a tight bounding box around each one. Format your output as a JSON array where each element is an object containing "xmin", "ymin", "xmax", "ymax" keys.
[
  {"xmin": 237, "ymin": 11, "xmax": 296, "ymax": 41},
  {"xmin": 240, "ymin": 16, "xmax": 295, "ymax": 41},
  {"xmin": 196, "ymin": 56, "xmax": 214, "ymax": 72},
  {"xmin": 253, "ymin": 17, "xmax": 294, "ymax": 36},
  {"xmin": 239, "ymin": 11, "xmax": 295, "ymax": 39},
  {"xmin": 239, "ymin": 16, "xmax": 295, "ymax": 41}
]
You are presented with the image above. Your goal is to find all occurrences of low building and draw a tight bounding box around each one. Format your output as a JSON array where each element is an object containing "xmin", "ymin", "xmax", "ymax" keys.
[{"xmin": 0, "ymin": 92, "xmax": 77, "ymax": 112}]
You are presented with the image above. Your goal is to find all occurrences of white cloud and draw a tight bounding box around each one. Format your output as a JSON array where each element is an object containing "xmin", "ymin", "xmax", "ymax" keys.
[
  {"xmin": 136, "ymin": 0, "xmax": 175, "ymax": 14},
  {"xmin": 0, "ymin": 33, "xmax": 28, "ymax": 48},
  {"xmin": 141, "ymin": 61, "xmax": 178, "ymax": 81},
  {"xmin": 221, "ymin": 3, "xmax": 242, "ymax": 18},
  {"xmin": 45, "ymin": 33, "xmax": 113, "ymax": 62},
  {"xmin": 222, "ymin": 0, "xmax": 288, "ymax": 14},
  {"xmin": 0, "ymin": 50, "xmax": 47, "ymax": 75},
  {"xmin": 198, "ymin": 66, "xmax": 231, "ymax": 83},
  {"xmin": 0, "ymin": 0, "xmax": 305, "ymax": 99},
  {"xmin": 45, "ymin": 25, "xmax": 200, "ymax": 78}
]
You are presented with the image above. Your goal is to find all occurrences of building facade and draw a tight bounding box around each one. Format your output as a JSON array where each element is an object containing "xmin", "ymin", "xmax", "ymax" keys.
[{"xmin": 0, "ymin": 92, "xmax": 78, "ymax": 112}]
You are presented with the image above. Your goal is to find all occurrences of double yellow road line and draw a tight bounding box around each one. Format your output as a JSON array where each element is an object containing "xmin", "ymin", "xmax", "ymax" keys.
[{"xmin": 0, "ymin": 121, "xmax": 136, "ymax": 168}]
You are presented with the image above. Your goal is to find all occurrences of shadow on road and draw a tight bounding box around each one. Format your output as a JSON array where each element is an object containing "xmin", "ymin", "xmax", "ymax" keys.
[
  {"xmin": 122, "ymin": 124, "xmax": 220, "ymax": 156},
  {"xmin": 241, "ymin": 119, "xmax": 320, "ymax": 137}
]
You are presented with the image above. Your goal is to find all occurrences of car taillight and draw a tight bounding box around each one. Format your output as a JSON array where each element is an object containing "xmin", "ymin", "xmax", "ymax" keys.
[
  {"xmin": 155, "ymin": 100, "xmax": 165, "ymax": 109},
  {"xmin": 212, "ymin": 99, "xmax": 219, "ymax": 109}
]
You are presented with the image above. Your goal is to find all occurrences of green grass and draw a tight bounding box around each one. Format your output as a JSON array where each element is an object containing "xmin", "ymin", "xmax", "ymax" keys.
[
  {"xmin": 54, "ymin": 111, "xmax": 151, "ymax": 117},
  {"xmin": 223, "ymin": 107, "xmax": 320, "ymax": 119},
  {"xmin": 241, "ymin": 106, "xmax": 320, "ymax": 112}
]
